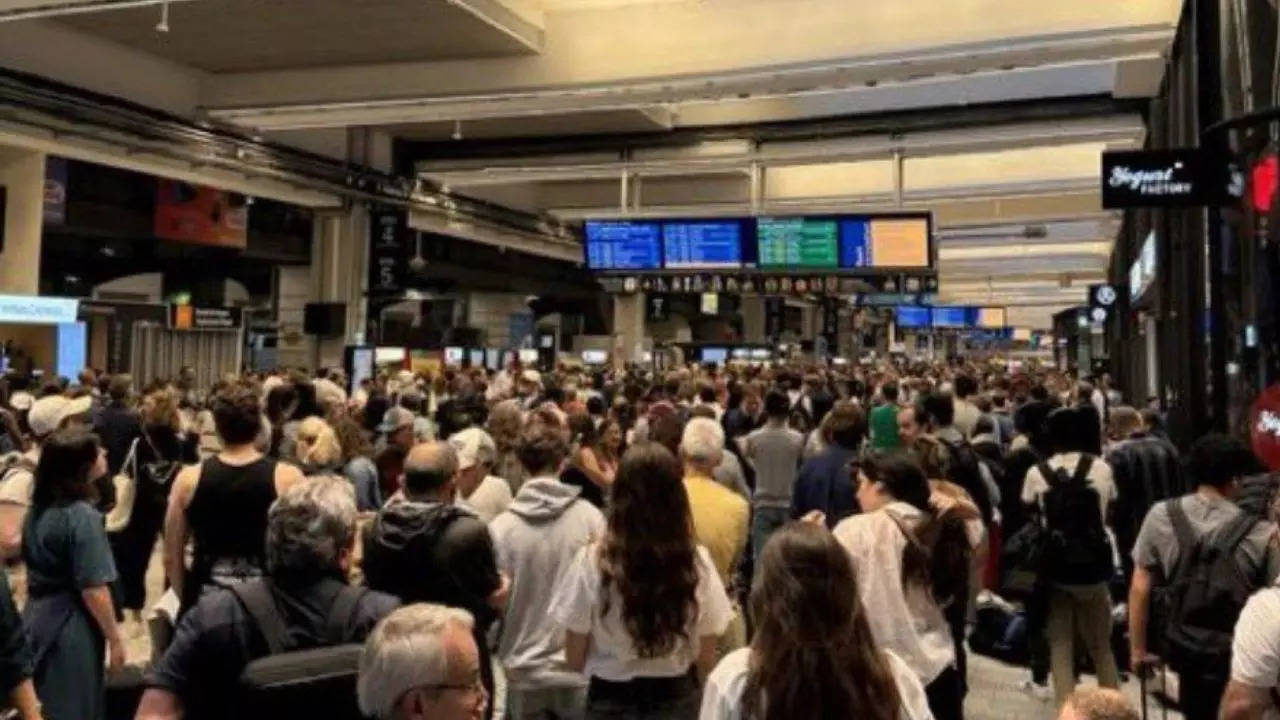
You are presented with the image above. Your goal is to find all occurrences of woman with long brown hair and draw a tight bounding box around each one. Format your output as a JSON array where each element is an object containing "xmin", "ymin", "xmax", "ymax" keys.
[
  {"xmin": 699, "ymin": 522, "xmax": 932, "ymax": 720},
  {"xmin": 551, "ymin": 442, "xmax": 733, "ymax": 719},
  {"xmin": 833, "ymin": 453, "xmax": 974, "ymax": 720}
]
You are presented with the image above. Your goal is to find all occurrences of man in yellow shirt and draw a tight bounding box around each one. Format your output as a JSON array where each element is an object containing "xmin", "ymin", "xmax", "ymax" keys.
[{"xmin": 680, "ymin": 417, "xmax": 750, "ymax": 654}]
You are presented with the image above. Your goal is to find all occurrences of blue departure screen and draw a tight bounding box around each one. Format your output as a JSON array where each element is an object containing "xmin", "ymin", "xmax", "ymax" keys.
[
  {"xmin": 896, "ymin": 306, "xmax": 931, "ymax": 328},
  {"xmin": 931, "ymin": 307, "xmax": 970, "ymax": 328},
  {"xmin": 840, "ymin": 219, "xmax": 872, "ymax": 268},
  {"xmin": 663, "ymin": 221, "xmax": 742, "ymax": 269},
  {"xmin": 585, "ymin": 221, "xmax": 661, "ymax": 270}
]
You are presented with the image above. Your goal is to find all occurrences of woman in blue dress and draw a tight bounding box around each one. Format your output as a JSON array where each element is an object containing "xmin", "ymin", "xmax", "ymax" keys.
[{"xmin": 22, "ymin": 429, "xmax": 124, "ymax": 720}]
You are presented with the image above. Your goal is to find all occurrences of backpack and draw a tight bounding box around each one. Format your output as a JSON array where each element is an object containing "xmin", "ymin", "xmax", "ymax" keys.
[
  {"xmin": 1039, "ymin": 456, "xmax": 1113, "ymax": 585},
  {"xmin": 230, "ymin": 579, "xmax": 370, "ymax": 720},
  {"xmin": 940, "ymin": 438, "xmax": 994, "ymax": 526},
  {"xmin": 1159, "ymin": 500, "xmax": 1263, "ymax": 674}
]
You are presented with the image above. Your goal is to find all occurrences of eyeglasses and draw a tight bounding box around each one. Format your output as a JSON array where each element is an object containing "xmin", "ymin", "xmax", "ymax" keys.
[{"xmin": 415, "ymin": 675, "xmax": 485, "ymax": 698}]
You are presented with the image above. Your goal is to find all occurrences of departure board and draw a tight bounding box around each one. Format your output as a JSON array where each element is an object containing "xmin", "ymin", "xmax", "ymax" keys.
[
  {"xmin": 896, "ymin": 306, "xmax": 931, "ymax": 328},
  {"xmin": 976, "ymin": 307, "xmax": 1007, "ymax": 329},
  {"xmin": 840, "ymin": 219, "xmax": 872, "ymax": 268},
  {"xmin": 663, "ymin": 221, "xmax": 742, "ymax": 269},
  {"xmin": 757, "ymin": 217, "xmax": 839, "ymax": 268},
  {"xmin": 584, "ymin": 221, "xmax": 661, "ymax": 270},
  {"xmin": 840, "ymin": 217, "xmax": 929, "ymax": 268},
  {"xmin": 931, "ymin": 307, "xmax": 969, "ymax": 328},
  {"xmin": 869, "ymin": 217, "xmax": 931, "ymax": 268}
]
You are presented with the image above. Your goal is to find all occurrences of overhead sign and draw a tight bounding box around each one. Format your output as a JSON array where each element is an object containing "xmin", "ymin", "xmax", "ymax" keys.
[
  {"xmin": 0, "ymin": 294, "xmax": 79, "ymax": 325},
  {"xmin": 1250, "ymin": 384, "xmax": 1280, "ymax": 471},
  {"xmin": 1130, "ymin": 231, "xmax": 1157, "ymax": 302},
  {"xmin": 368, "ymin": 206, "xmax": 409, "ymax": 296},
  {"xmin": 1102, "ymin": 149, "xmax": 1226, "ymax": 209},
  {"xmin": 169, "ymin": 305, "xmax": 243, "ymax": 331}
]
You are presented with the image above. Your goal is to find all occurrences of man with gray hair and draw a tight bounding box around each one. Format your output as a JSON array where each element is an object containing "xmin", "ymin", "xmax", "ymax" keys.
[
  {"xmin": 136, "ymin": 477, "xmax": 400, "ymax": 720},
  {"xmin": 681, "ymin": 417, "xmax": 749, "ymax": 592},
  {"xmin": 362, "ymin": 441, "xmax": 506, "ymax": 719},
  {"xmin": 357, "ymin": 603, "xmax": 486, "ymax": 720}
]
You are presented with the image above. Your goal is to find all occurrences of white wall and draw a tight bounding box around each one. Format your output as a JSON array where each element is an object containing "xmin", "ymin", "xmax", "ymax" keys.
[
  {"xmin": 276, "ymin": 265, "xmax": 311, "ymax": 369},
  {"xmin": 94, "ymin": 272, "xmax": 163, "ymax": 302}
]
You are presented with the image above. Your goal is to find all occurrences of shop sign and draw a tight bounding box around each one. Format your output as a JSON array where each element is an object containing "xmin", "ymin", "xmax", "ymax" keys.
[
  {"xmin": 1102, "ymin": 149, "xmax": 1225, "ymax": 209},
  {"xmin": 368, "ymin": 206, "xmax": 408, "ymax": 296},
  {"xmin": 1250, "ymin": 384, "xmax": 1280, "ymax": 471},
  {"xmin": 0, "ymin": 294, "xmax": 78, "ymax": 325},
  {"xmin": 169, "ymin": 305, "xmax": 243, "ymax": 331}
]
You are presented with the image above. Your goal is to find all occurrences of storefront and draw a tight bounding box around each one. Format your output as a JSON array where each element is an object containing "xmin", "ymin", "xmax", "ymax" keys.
[{"xmin": 0, "ymin": 293, "xmax": 83, "ymax": 381}]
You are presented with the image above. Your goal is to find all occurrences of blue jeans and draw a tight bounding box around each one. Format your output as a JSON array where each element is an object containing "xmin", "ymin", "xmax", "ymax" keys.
[{"xmin": 751, "ymin": 505, "xmax": 790, "ymax": 569}]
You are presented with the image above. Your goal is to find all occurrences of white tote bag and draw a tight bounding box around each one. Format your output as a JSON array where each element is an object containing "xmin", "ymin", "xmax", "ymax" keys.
[{"xmin": 105, "ymin": 438, "xmax": 139, "ymax": 533}]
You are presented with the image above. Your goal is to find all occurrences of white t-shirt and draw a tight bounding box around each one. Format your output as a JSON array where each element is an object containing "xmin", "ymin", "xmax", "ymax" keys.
[
  {"xmin": 1231, "ymin": 587, "xmax": 1280, "ymax": 720},
  {"xmin": 457, "ymin": 475, "xmax": 514, "ymax": 524},
  {"xmin": 549, "ymin": 544, "xmax": 733, "ymax": 682},
  {"xmin": 1020, "ymin": 452, "xmax": 1117, "ymax": 520},
  {"xmin": 698, "ymin": 647, "xmax": 934, "ymax": 720}
]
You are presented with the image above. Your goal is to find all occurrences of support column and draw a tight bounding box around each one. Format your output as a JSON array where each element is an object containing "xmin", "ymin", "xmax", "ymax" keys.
[
  {"xmin": 0, "ymin": 148, "xmax": 45, "ymax": 295},
  {"xmin": 740, "ymin": 296, "xmax": 765, "ymax": 343},
  {"xmin": 612, "ymin": 293, "xmax": 645, "ymax": 367},
  {"xmin": 311, "ymin": 208, "xmax": 367, "ymax": 370}
]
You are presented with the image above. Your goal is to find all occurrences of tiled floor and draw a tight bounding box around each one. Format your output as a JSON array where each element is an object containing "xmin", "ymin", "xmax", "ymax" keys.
[
  {"xmin": 124, "ymin": 544, "xmax": 1183, "ymax": 720},
  {"xmin": 965, "ymin": 652, "xmax": 1182, "ymax": 720}
]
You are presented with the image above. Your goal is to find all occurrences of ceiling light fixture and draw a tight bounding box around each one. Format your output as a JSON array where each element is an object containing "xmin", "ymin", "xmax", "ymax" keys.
[
  {"xmin": 451, "ymin": 120, "xmax": 463, "ymax": 141},
  {"xmin": 155, "ymin": 1, "xmax": 170, "ymax": 32}
]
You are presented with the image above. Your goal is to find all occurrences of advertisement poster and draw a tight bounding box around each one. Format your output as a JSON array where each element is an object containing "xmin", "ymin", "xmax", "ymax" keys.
[{"xmin": 155, "ymin": 179, "xmax": 248, "ymax": 248}]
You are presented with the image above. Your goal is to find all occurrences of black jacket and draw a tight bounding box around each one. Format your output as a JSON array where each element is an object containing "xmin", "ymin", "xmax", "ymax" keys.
[{"xmin": 361, "ymin": 500, "xmax": 501, "ymax": 632}]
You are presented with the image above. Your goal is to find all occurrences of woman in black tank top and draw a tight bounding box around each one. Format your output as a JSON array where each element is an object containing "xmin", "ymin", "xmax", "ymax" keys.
[{"xmin": 163, "ymin": 385, "xmax": 304, "ymax": 612}]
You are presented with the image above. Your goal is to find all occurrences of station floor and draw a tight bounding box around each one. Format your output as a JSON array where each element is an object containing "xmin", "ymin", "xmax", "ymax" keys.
[{"xmin": 125, "ymin": 545, "xmax": 1180, "ymax": 720}]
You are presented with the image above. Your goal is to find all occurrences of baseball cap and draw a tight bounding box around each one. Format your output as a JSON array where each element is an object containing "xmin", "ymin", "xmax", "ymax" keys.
[
  {"xmin": 377, "ymin": 406, "xmax": 416, "ymax": 434},
  {"xmin": 8, "ymin": 391, "xmax": 33, "ymax": 412},
  {"xmin": 59, "ymin": 395, "xmax": 93, "ymax": 424},
  {"xmin": 448, "ymin": 427, "xmax": 496, "ymax": 471},
  {"xmin": 27, "ymin": 396, "xmax": 70, "ymax": 438}
]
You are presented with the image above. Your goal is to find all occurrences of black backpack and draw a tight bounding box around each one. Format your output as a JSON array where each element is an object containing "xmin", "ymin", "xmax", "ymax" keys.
[
  {"xmin": 229, "ymin": 580, "xmax": 369, "ymax": 720},
  {"xmin": 940, "ymin": 438, "xmax": 994, "ymax": 526},
  {"xmin": 1159, "ymin": 500, "xmax": 1263, "ymax": 674},
  {"xmin": 1039, "ymin": 456, "xmax": 1113, "ymax": 585}
]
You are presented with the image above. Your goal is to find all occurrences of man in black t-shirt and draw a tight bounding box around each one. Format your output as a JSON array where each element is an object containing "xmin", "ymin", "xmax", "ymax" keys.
[{"xmin": 137, "ymin": 478, "xmax": 400, "ymax": 720}]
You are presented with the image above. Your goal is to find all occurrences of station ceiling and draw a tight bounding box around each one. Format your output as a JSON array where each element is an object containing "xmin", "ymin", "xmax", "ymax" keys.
[{"xmin": 0, "ymin": 0, "xmax": 1186, "ymax": 327}]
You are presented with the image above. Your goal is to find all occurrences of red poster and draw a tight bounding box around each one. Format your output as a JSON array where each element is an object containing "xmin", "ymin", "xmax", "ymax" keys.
[
  {"xmin": 1249, "ymin": 384, "xmax": 1280, "ymax": 471},
  {"xmin": 155, "ymin": 179, "xmax": 248, "ymax": 248}
]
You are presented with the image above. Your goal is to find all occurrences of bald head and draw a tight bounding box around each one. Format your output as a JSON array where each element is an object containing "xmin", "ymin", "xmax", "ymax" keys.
[{"xmin": 403, "ymin": 441, "xmax": 459, "ymax": 500}]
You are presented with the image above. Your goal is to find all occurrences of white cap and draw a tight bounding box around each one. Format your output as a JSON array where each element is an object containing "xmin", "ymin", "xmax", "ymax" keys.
[
  {"xmin": 520, "ymin": 369, "xmax": 541, "ymax": 384},
  {"xmin": 448, "ymin": 427, "xmax": 496, "ymax": 470},
  {"xmin": 27, "ymin": 396, "xmax": 69, "ymax": 438},
  {"xmin": 8, "ymin": 391, "xmax": 33, "ymax": 412},
  {"xmin": 313, "ymin": 378, "xmax": 348, "ymax": 408}
]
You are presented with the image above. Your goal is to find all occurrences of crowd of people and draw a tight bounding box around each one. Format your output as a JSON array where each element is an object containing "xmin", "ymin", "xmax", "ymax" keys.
[{"xmin": 0, "ymin": 357, "xmax": 1274, "ymax": 720}]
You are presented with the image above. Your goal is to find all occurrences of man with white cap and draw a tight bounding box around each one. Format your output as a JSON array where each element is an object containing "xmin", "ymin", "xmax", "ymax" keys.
[
  {"xmin": 449, "ymin": 428, "xmax": 513, "ymax": 524},
  {"xmin": 0, "ymin": 394, "xmax": 91, "ymax": 556}
]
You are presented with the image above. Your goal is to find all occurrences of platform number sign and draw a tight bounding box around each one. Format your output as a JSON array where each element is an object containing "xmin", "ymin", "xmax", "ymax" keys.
[{"xmin": 369, "ymin": 207, "xmax": 408, "ymax": 295}]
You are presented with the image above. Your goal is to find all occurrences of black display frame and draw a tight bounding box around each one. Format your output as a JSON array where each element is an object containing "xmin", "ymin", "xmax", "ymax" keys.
[{"xmin": 583, "ymin": 212, "xmax": 935, "ymax": 275}]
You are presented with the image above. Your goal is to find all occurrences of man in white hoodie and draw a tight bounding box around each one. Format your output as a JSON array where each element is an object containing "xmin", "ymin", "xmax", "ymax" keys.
[{"xmin": 489, "ymin": 420, "xmax": 604, "ymax": 720}]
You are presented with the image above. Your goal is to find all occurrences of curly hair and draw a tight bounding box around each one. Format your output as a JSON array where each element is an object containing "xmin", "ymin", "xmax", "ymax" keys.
[
  {"xmin": 744, "ymin": 523, "xmax": 901, "ymax": 720},
  {"xmin": 598, "ymin": 442, "xmax": 698, "ymax": 658}
]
